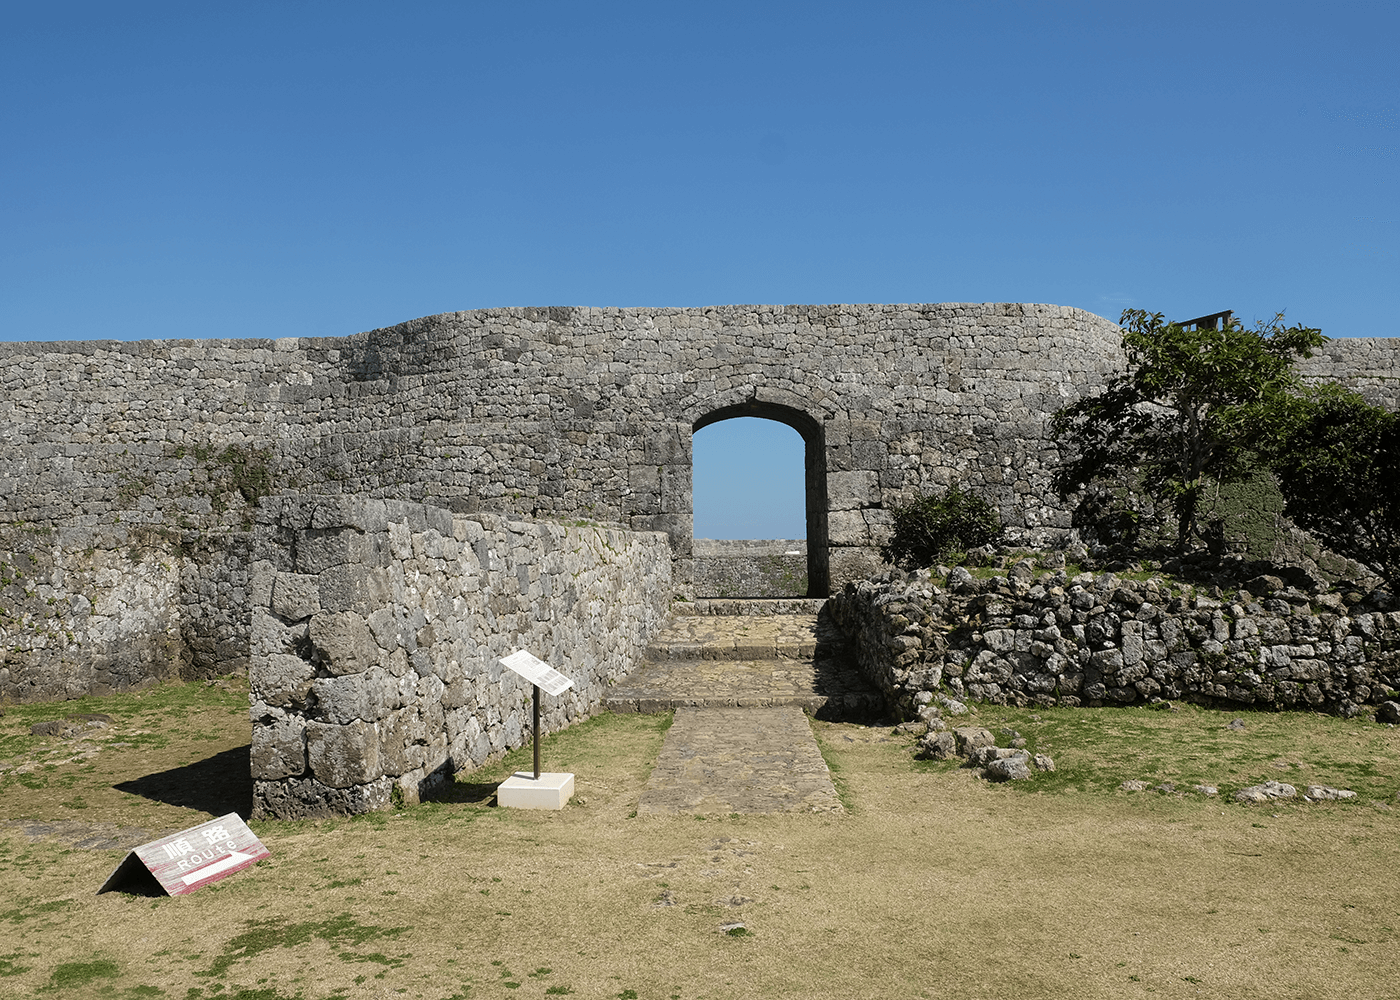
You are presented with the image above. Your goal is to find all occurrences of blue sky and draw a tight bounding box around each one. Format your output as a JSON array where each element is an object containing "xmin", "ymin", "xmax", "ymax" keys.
[{"xmin": 3, "ymin": 2, "xmax": 1395, "ymax": 537}]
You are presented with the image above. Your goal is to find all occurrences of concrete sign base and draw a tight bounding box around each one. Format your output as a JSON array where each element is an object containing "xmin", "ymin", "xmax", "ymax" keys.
[{"xmin": 498, "ymin": 771, "xmax": 575, "ymax": 810}]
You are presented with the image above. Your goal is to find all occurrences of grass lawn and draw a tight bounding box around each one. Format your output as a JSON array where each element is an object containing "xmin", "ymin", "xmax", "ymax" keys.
[{"xmin": 1, "ymin": 679, "xmax": 1398, "ymax": 999}]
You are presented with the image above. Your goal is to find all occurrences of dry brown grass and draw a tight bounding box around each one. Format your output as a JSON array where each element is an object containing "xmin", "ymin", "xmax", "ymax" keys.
[{"xmin": 2, "ymin": 681, "xmax": 1398, "ymax": 999}]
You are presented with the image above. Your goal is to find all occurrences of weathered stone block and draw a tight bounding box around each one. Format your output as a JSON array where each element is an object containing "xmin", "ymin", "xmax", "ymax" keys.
[
  {"xmin": 827, "ymin": 510, "xmax": 871, "ymax": 546},
  {"xmin": 256, "ymin": 652, "xmax": 316, "ymax": 709},
  {"xmin": 271, "ymin": 573, "xmax": 320, "ymax": 621},
  {"xmin": 296, "ymin": 528, "xmax": 368, "ymax": 574},
  {"xmin": 309, "ymin": 611, "xmax": 379, "ymax": 675},
  {"xmin": 306, "ymin": 719, "xmax": 382, "ymax": 788},
  {"xmin": 317, "ymin": 564, "xmax": 371, "ymax": 614},
  {"xmin": 251, "ymin": 716, "xmax": 307, "ymax": 779},
  {"xmin": 827, "ymin": 470, "xmax": 879, "ymax": 510},
  {"xmin": 311, "ymin": 666, "xmax": 397, "ymax": 724},
  {"xmin": 309, "ymin": 496, "xmax": 369, "ymax": 531}
]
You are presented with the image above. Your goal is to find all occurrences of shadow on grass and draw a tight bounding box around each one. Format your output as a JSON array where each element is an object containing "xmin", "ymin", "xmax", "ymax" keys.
[
  {"xmin": 430, "ymin": 780, "xmax": 500, "ymax": 807},
  {"xmin": 115, "ymin": 744, "xmax": 254, "ymax": 820}
]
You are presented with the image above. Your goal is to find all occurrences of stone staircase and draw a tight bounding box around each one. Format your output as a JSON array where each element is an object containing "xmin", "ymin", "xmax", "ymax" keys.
[{"xmin": 603, "ymin": 599, "xmax": 882, "ymax": 720}]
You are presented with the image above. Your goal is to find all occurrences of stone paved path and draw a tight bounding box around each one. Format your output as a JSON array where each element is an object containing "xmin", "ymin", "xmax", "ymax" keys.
[
  {"xmin": 611, "ymin": 601, "xmax": 879, "ymax": 815},
  {"xmin": 637, "ymin": 706, "xmax": 842, "ymax": 815}
]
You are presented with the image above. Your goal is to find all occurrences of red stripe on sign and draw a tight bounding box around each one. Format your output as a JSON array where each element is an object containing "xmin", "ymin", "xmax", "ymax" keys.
[{"xmin": 112, "ymin": 812, "xmax": 271, "ymax": 896}]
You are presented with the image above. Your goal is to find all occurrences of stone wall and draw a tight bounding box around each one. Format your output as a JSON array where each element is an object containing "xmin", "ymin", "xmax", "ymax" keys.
[
  {"xmin": 692, "ymin": 539, "xmax": 807, "ymax": 598},
  {"xmin": 0, "ymin": 521, "xmax": 183, "ymax": 702},
  {"xmin": 4, "ymin": 306, "xmax": 1397, "ymax": 700},
  {"xmin": 248, "ymin": 496, "xmax": 672, "ymax": 818},
  {"xmin": 1300, "ymin": 339, "xmax": 1400, "ymax": 409},
  {"xmin": 0, "ymin": 517, "xmax": 256, "ymax": 702},
  {"xmin": 828, "ymin": 565, "xmax": 1400, "ymax": 721},
  {"xmin": 0, "ymin": 305, "xmax": 1154, "ymax": 597}
]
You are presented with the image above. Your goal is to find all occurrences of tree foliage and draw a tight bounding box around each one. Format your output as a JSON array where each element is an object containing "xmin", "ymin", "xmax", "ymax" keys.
[
  {"xmin": 886, "ymin": 485, "xmax": 1002, "ymax": 567},
  {"xmin": 1051, "ymin": 309, "xmax": 1326, "ymax": 553},
  {"xmin": 1264, "ymin": 384, "xmax": 1400, "ymax": 589}
]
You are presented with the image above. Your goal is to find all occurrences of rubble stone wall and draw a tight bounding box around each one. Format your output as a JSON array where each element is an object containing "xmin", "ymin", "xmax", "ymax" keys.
[
  {"xmin": 828, "ymin": 566, "xmax": 1400, "ymax": 721},
  {"xmin": 248, "ymin": 495, "xmax": 671, "ymax": 818}
]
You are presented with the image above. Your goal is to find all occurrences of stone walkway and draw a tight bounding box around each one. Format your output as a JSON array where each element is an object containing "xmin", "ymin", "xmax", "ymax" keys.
[
  {"xmin": 609, "ymin": 601, "xmax": 881, "ymax": 815},
  {"xmin": 637, "ymin": 706, "xmax": 843, "ymax": 814}
]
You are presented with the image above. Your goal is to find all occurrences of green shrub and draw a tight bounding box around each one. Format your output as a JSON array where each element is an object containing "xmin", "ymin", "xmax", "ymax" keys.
[{"xmin": 886, "ymin": 486, "xmax": 1002, "ymax": 567}]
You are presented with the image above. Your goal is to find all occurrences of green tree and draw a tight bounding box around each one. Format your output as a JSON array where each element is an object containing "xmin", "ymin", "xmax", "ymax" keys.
[
  {"xmin": 1051, "ymin": 309, "xmax": 1326, "ymax": 553},
  {"xmin": 1265, "ymin": 384, "xmax": 1400, "ymax": 589}
]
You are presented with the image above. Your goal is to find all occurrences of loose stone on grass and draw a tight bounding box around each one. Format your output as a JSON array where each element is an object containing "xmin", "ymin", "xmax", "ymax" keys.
[
  {"xmin": 1304, "ymin": 785, "xmax": 1357, "ymax": 801},
  {"xmin": 985, "ymin": 755, "xmax": 1033, "ymax": 782},
  {"xmin": 914, "ymin": 724, "xmax": 1053, "ymax": 781},
  {"xmin": 1234, "ymin": 781, "xmax": 1298, "ymax": 803}
]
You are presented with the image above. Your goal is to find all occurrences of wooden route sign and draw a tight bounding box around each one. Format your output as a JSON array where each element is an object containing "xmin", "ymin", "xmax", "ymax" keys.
[{"xmin": 98, "ymin": 812, "xmax": 270, "ymax": 896}]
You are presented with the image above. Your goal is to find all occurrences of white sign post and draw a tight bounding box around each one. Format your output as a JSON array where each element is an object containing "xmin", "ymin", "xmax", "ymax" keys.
[{"xmin": 497, "ymin": 650, "xmax": 575, "ymax": 810}]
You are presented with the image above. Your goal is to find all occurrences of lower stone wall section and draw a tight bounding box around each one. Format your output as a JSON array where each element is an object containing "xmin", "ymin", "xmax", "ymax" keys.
[
  {"xmin": 691, "ymin": 539, "xmax": 808, "ymax": 598},
  {"xmin": 0, "ymin": 521, "xmax": 184, "ymax": 702},
  {"xmin": 0, "ymin": 514, "xmax": 260, "ymax": 704},
  {"xmin": 248, "ymin": 496, "xmax": 672, "ymax": 819},
  {"xmin": 827, "ymin": 565, "xmax": 1400, "ymax": 721}
]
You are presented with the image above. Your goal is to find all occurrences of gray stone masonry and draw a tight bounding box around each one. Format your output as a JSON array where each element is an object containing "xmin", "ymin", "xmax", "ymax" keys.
[
  {"xmin": 602, "ymin": 605, "xmax": 881, "ymax": 718},
  {"xmin": 248, "ymin": 495, "xmax": 671, "ymax": 818},
  {"xmin": 829, "ymin": 567, "xmax": 1400, "ymax": 719},
  {"xmin": 2, "ymin": 304, "xmax": 1396, "ymax": 700},
  {"xmin": 692, "ymin": 539, "xmax": 807, "ymax": 598}
]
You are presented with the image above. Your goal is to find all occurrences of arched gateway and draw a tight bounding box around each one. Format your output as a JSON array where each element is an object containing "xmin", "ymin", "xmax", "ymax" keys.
[
  {"xmin": 690, "ymin": 398, "xmax": 830, "ymax": 597},
  {"xmin": 4, "ymin": 304, "xmax": 1396, "ymax": 815}
]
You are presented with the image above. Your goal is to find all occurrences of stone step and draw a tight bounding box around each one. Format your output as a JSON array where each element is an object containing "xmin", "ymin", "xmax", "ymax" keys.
[
  {"xmin": 645, "ymin": 613, "xmax": 827, "ymax": 661},
  {"xmin": 603, "ymin": 656, "xmax": 883, "ymax": 722},
  {"xmin": 670, "ymin": 598, "xmax": 827, "ymax": 616}
]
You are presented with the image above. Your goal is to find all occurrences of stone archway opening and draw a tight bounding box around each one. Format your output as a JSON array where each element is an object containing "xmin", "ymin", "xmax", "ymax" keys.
[{"xmin": 691, "ymin": 403, "xmax": 829, "ymax": 598}]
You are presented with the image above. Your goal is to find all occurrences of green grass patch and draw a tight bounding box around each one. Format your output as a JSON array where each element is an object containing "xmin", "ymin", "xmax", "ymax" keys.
[
  {"xmin": 930, "ymin": 702, "xmax": 1400, "ymax": 801},
  {"xmin": 810, "ymin": 728, "xmax": 856, "ymax": 812},
  {"xmin": 196, "ymin": 912, "xmax": 410, "ymax": 979},
  {"xmin": 48, "ymin": 958, "xmax": 119, "ymax": 989}
]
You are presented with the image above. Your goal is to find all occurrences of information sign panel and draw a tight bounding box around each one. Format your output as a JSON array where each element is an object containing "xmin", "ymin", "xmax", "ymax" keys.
[
  {"xmin": 98, "ymin": 812, "xmax": 270, "ymax": 896},
  {"xmin": 499, "ymin": 650, "xmax": 574, "ymax": 696}
]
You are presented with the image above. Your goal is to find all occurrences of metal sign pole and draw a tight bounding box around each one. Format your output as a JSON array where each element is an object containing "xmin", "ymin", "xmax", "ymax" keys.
[{"xmin": 497, "ymin": 649, "xmax": 576, "ymax": 809}]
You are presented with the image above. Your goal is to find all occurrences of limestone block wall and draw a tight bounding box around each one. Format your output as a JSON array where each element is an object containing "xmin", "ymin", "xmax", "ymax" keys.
[
  {"xmin": 691, "ymin": 539, "xmax": 808, "ymax": 598},
  {"xmin": 4, "ymin": 306, "xmax": 1396, "ymax": 702},
  {"xmin": 1301, "ymin": 339, "xmax": 1400, "ymax": 409},
  {"xmin": 248, "ymin": 496, "xmax": 672, "ymax": 819},
  {"xmin": 0, "ymin": 521, "xmax": 183, "ymax": 702},
  {"xmin": 828, "ymin": 569, "xmax": 1400, "ymax": 720},
  {"xmin": 0, "ymin": 517, "xmax": 257, "ymax": 702}
]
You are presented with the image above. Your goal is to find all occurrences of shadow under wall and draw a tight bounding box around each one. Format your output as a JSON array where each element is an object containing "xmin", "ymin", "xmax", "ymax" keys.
[
  {"xmin": 114, "ymin": 745, "xmax": 254, "ymax": 821},
  {"xmin": 692, "ymin": 401, "xmax": 830, "ymax": 598}
]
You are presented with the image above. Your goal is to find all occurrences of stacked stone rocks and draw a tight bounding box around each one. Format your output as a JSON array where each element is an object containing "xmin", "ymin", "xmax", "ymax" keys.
[
  {"xmin": 827, "ymin": 560, "xmax": 1400, "ymax": 721},
  {"xmin": 0, "ymin": 523, "xmax": 184, "ymax": 702},
  {"xmin": 248, "ymin": 496, "xmax": 671, "ymax": 819}
]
